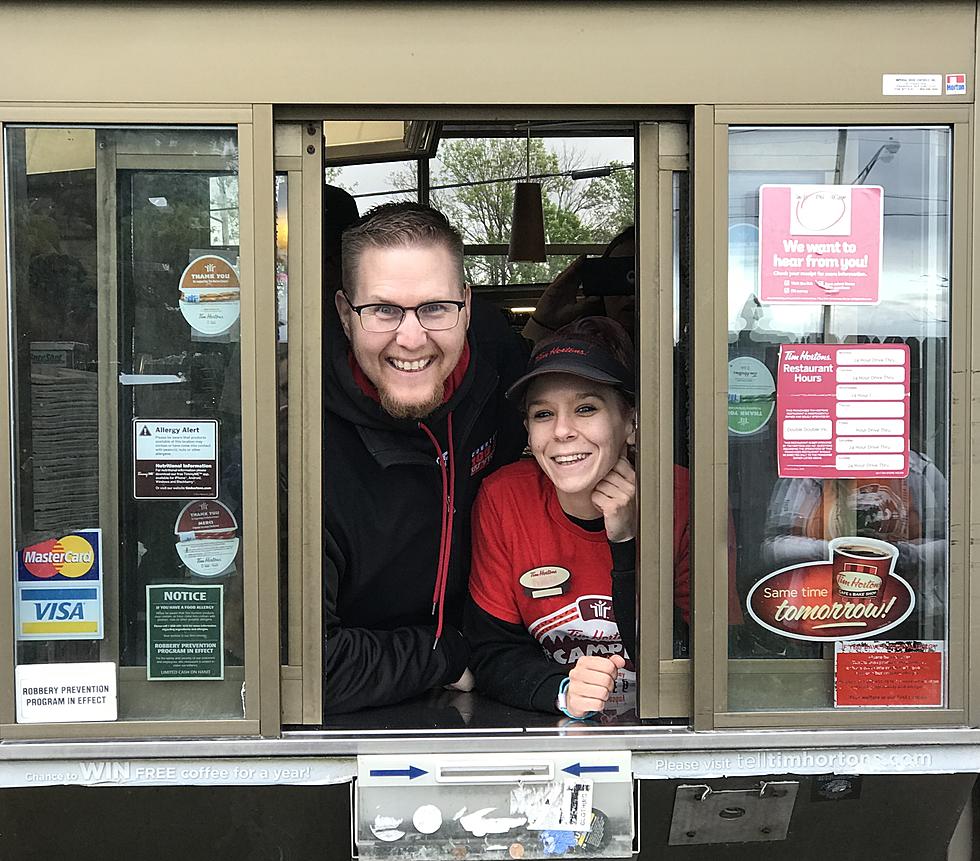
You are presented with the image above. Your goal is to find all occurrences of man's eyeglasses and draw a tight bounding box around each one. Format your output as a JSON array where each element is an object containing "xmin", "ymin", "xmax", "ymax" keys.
[{"xmin": 341, "ymin": 292, "xmax": 466, "ymax": 333}]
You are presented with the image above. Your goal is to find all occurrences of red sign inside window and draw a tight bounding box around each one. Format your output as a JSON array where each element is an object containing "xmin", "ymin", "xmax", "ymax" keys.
[{"xmin": 835, "ymin": 641, "xmax": 943, "ymax": 707}]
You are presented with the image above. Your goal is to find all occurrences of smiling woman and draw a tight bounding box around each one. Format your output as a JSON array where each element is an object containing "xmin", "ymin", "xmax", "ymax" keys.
[{"xmin": 465, "ymin": 318, "xmax": 688, "ymax": 721}]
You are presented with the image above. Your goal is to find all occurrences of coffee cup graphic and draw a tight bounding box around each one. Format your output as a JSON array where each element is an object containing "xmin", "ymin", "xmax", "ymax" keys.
[{"xmin": 828, "ymin": 536, "xmax": 898, "ymax": 605}]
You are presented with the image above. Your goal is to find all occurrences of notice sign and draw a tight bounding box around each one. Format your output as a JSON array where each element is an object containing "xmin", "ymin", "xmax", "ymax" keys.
[
  {"xmin": 777, "ymin": 344, "xmax": 910, "ymax": 479},
  {"xmin": 835, "ymin": 640, "xmax": 944, "ymax": 707},
  {"xmin": 16, "ymin": 528, "xmax": 103, "ymax": 641},
  {"xmin": 759, "ymin": 184, "xmax": 883, "ymax": 304},
  {"xmin": 16, "ymin": 661, "xmax": 117, "ymax": 723},
  {"xmin": 134, "ymin": 419, "xmax": 218, "ymax": 500},
  {"xmin": 146, "ymin": 585, "xmax": 223, "ymax": 680}
]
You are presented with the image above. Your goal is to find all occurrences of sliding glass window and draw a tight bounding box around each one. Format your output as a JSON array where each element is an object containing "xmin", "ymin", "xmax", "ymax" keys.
[
  {"xmin": 726, "ymin": 126, "xmax": 951, "ymax": 712},
  {"xmin": 6, "ymin": 126, "xmax": 248, "ymax": 724}
]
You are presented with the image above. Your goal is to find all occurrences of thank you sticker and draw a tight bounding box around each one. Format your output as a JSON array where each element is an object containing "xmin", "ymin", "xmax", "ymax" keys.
[
  {"xmin": 178, "ymin": 255, "xmax": 241, "ymax": 336},
  {"xmin": 174, "ymin": 499, "xmax": 239, "ymax": 577}
]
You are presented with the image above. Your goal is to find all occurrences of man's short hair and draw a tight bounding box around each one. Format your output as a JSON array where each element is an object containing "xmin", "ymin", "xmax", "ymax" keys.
[{"xmin": 341, "ymin": 202, "xmax": 465, "ymax": 297}]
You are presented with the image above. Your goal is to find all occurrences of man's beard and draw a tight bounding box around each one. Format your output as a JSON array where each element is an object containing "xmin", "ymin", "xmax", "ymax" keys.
[{"xmin": 378, "ymin": 382, "xmax": 444, "ymax": 420}]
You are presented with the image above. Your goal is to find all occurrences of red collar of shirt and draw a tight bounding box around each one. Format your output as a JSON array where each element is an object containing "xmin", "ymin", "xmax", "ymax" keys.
[{"xmin": 348, "ymin": 340, "xmax": 471, "ymax": 407}]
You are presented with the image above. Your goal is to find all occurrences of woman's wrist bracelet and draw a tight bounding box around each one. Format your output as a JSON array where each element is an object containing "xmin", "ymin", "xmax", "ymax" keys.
[{"xmin": 556, "ymin": 676, "xmax": 598, "ymax": 720}]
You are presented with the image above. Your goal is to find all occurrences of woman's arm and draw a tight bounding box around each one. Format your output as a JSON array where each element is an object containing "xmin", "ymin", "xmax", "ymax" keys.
[
  {"xmin": 465, "ymin": 598, "xmax": 567, "ymax": 712},
  {"xmin": 609, "ymin": 538, "xmax": 636, "ymax": 660},
  {"xmin": 468, "ymin": 483, "xmax": 566, "ymax": 712}
]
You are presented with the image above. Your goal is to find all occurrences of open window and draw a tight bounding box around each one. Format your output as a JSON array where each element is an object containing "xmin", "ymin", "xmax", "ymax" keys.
[{"xmin": 274, "ymin": 114, "xmax": 693, "ymax": 728}]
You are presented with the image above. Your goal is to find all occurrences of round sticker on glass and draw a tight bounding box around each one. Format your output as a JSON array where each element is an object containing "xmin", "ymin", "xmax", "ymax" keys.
[
  {"xmin": 728, "ymin": 356, "xmax": 775, "ymax": 436},
  {"xmin": 178, "ymin": 255, "xmax": 241, "ymax": 336},
  {"xmin": 174, "ymin": 498, "xmax": 239, "ymax": 577}
]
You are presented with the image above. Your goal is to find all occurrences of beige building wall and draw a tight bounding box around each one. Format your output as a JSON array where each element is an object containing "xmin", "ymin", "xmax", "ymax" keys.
[{"xmin": 0, "ymin": 2, "xmax": 973, "ymax": 107}]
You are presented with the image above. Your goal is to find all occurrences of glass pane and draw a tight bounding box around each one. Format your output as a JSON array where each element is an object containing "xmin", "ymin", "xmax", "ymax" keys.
[
  {"xmin": 275, "ymin": 173, "xmax": 289, "ymax": 665},
  {"xmin": 726, "ymin": 127, "xmax": 950, "ymax": 712},
  {"xmin": 7, "ymin": 126, "xmax": 246, "ymax": 723},
  {"xmin": 431, "ymin": 136, "xmax": 634, "ymax": 286},
  {"xmin": 326, "ymin": 159, "xmax": 417, "ymax": 210},
  {"xmin": 673, "ymin": 171, "xmax": 692, "ymax": 658}
]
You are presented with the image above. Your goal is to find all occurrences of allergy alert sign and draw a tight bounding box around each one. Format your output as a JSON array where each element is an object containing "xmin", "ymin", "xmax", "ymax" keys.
[
  {"xmin": 776, "ymin": 344, "xmax": 910, "ymax": 479},
  {"xmin": 759, "ymin": 184, "xmax": 883, "ymax": 304},
  {"xmin": 134, "ymin": 420, "xmax": 218, "ymax": 500}
]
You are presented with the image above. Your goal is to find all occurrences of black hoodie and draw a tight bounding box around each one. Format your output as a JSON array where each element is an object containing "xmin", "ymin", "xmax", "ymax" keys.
[{"xmin": 321, "ymin": 298, "xmax": 528, "ymax": 715}]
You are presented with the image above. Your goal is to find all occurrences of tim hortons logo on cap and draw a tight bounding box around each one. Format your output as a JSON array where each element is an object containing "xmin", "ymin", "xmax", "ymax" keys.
[{"xmin": 535, "ymin": 345, "xmax": 588, "ymax": 363}]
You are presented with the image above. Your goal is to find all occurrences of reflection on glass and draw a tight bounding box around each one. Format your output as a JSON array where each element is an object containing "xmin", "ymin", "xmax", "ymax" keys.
[
  {"xmin": 326, "ymin": 159, "xmax": 417, "ymax": 212},
  {"xmin": 431, "ymin": 136, "xmax": 635, "ymax": 287},
  {"xmin": 7, "ymin": 126, "xmax": 245, "ymax": 722},
  {"xmin": 726, "ymin": 127, "xmax": 950, "ymax": 711},
  {"xmin": 673, "ymin": 172, "xmax": 692, "ymax": 658},
  {"xmin": 275, "ymin": 173, "xmax": 289, "ymax": 666}
]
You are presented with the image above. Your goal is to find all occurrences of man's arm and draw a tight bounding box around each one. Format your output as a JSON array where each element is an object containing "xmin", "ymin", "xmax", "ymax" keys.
[{"xmin": 322, "ymin": 531, "xmax": 469, "ymax": 715}]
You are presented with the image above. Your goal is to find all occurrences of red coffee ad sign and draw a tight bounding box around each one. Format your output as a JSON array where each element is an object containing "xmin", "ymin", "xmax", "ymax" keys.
[
  {"xmin": 777, "ymin": 343, "xmax": 910, "ymax": 479},
  {"xmin": 835, "ymin": 640, "xmax": 944, "ymax": 707},
  {"xmin": 746, "ymin": 536, "xmax": 914, "ymax": 642},
  {"xmin": 759, "ymin": 184, "xmax": 883, "ymax": 304}
]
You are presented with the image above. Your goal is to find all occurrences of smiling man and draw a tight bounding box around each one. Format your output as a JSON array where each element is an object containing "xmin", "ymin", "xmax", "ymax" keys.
[{"xmin": 321, "ymin": 203, "xmax": 527, "ymax": 715}]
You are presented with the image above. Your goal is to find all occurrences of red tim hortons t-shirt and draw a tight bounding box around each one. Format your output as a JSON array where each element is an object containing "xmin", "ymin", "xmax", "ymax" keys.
[{"xmin": 469, "ymin": 460, "xmax": 652, "ymax": 715}]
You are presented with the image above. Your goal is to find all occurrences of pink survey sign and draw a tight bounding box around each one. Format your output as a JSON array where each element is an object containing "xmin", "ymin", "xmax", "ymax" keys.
[
  {"xmin": 759, "ymin": 184, "xmax": 883, "ymax": 304},
  {"xmin": 777, "ymin": 344, "xmax": 910, "ymax": 479}
]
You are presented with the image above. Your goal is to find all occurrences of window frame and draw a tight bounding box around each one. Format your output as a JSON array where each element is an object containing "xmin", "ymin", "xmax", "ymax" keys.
[
  {"xmin": 691, "ymin": 105, "xmax": 971, "ymax": 730},
  {"xmin": 0, "ymin": 105, "xmax": 279, "ymax": 740},
  {"xmin": 284, "ymin": 109, "xmax": 692, "ymax": 726}
]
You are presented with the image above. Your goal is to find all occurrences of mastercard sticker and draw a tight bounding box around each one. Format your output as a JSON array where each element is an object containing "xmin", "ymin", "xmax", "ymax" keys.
[{"xmin": 16, "ymin": 528, "xmax": 103, "ymax": 640}]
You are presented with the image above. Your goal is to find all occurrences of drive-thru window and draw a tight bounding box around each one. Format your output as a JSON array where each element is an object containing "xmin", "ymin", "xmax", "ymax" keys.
[{"xmin": 0, "ymin": 4, "xmax": 979, "ymax": 861}]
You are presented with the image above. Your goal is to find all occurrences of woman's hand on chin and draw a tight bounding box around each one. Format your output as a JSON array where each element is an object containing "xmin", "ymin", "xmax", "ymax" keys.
[
  {"xmin": 565, "ymin": 654, "xmax": 626, "ymax": 717},
  {"xmin": 591, "ymin": 455, "xmax": 636, "ymax": 543}
]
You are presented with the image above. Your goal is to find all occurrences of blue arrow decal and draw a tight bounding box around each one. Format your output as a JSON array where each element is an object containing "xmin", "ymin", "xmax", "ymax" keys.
[
  {"xmin": 563, "ymin": 763, "xmax": 620, "ymax": 777},
  {"xmin": 369, "ymin": 765, "xmax": 427, "ymax": 780}
]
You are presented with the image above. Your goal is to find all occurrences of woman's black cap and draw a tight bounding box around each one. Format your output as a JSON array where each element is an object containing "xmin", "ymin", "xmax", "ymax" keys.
[{"xmin": 506, "ymin": 337, "xmax": 635, "ymax": 403}]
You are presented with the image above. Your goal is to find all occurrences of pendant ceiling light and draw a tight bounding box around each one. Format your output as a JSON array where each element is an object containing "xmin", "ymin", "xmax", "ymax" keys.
[{"xmin": 508, "ymin": 124, "xmax": 547, "ymax": 262}]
